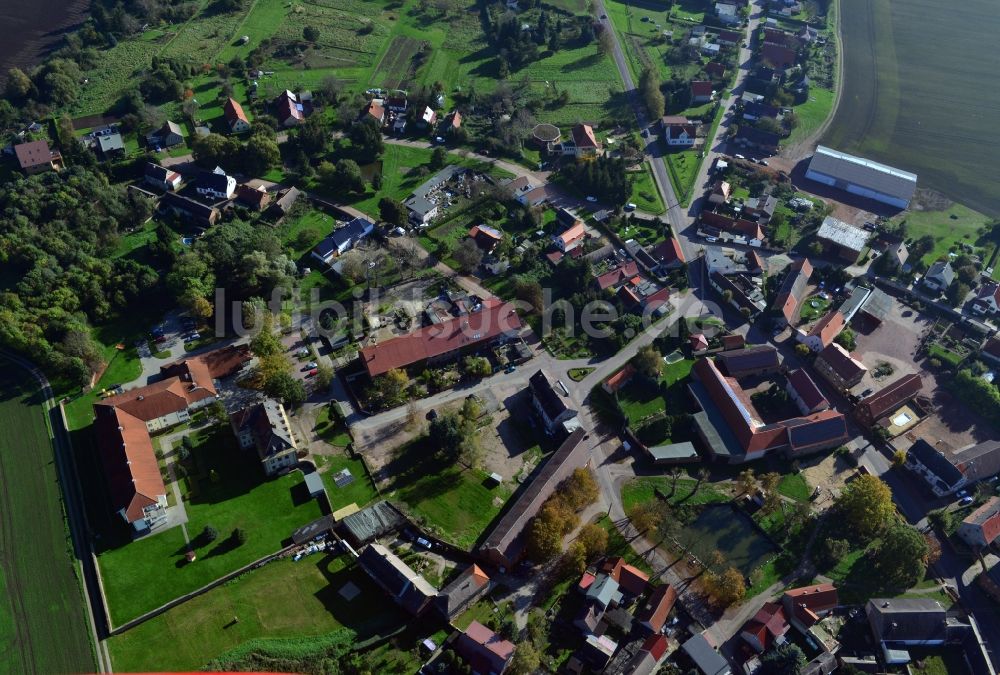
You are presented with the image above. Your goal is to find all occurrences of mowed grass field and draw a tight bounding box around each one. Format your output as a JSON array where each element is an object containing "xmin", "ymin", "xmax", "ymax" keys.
[
  {"xmin": 0, "ymin": 362, "xmax": 94, "ymax": 673},
  {"xmin": 823, "ymin": 0, "xmax": 1000, "ymax": 216}
]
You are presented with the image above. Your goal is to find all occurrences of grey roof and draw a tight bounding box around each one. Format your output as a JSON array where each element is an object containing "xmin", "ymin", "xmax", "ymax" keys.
[
  {"xmin": 954, "ymin": 440, "xmax": 1000, "ymax": 483},
  {"xmin": 271, "ymin": 186, "xmax": 301, "ymax": 213},
  {"xmin": 339, "ymin": 500, "xmax": 406, "ymax": 544},
  {"xmin": 434, "ymin": 564, "xmax": 490, "ymax": 619},
  {"xmin": 529, "ymin": 370, "xmax": 569, "ymax": 421},
  {"xmin": 648, "ymin": 442, "xmax": 699, "ymax": 461},
  {"xmin": 144, "ymin": 162, "xmax": 175, "ymax": 182},
  {"xmin": 705, "ymin": 247, "xmax": 748, "ymax": 275},
  {"xmin": 681, "ymin": 633, "xmax": 731, "ymax": 675},
  {"xmin": 690, "ymin": 393, "xmax": 744, "ymax": 459},
  {"xmin": 808, "ymin": 146, "xmax": 917, "ymax": 202},
  {"xmin": 98, "ymin": 133, "xmax": 124, "ymax": 153},
  {"xmin": 304, "ymin": 471, "xmax": 324, "ymax": 495},
  {"xmin": 926, "ymin": 260, "xmax": 955, "ymax": 286},
  {"xmin": 586, "ymin": 573, "xmax": 621, "ymax": 608},
  {"xmin": 860, "ymin": 287, "xmax": 892, "ymax": 321},
  {"xmin": 907, "ymin": 440, "xmax": 961, "ymax": 491},
  {"xmin": 198, "ymin": 170, "xmax": 232, "ymax": 194},
  {"xmin": 785, "ymin": 415, "xmax": 847, "ymax": 450},
  {"xmin": 838, "ymin": 286, "xmax": 871, "ymax": 321},
  {"xmin": 405, "ymin": 165, "xmax": 465, "ymax": 216},
  {"xmin": 230, "ymin": 399, "xmax": 295, "ymax": 458},
  {"xmin": 358, "ymin": 543, "xmax": 436, "ymax": 615},
  {"xmin": 162, "ymin": 120, "xmax": 184, "ymax": 136},
  {"xmin": 716, "ymin": 345, "xmax": 780, "ymax": 376},
  {"xmin": 817, "ymin": 216, "xmax": 869, "ymax": 253},
  {"xmin": 866, "ymin": 598, "xmax": 949, "ymax": 643},
  {"xmin": 315, "ymin": 216, "xmax": 375, "ymax": 258}
]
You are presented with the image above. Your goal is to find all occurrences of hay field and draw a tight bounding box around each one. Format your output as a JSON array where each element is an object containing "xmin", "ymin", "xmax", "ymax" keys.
[{"xmin": 823, "ymin": 0, "xmax": 1000, "ymax": 216}]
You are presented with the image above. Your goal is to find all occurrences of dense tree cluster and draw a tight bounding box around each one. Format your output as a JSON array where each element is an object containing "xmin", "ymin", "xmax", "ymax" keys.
[
  {"xmin": 560, "ymin": 156, "xmax": 631, "ymax": 206},
  {"xmin": 485, "ymin": 7, "xmax": 594, "ymax": 74},
  {"xmin": 0, "ymin": 167, "xmax": 160, "ymax": 384}
]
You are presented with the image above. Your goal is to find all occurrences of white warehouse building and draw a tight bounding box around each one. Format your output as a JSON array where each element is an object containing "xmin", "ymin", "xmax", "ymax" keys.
[{"xmin": 805, "ymin": 145, "xmax": 917, "ymax": 209}]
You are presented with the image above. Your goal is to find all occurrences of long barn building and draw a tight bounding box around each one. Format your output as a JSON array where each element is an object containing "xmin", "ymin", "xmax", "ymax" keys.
[{"xmin": 805, "ymin": 145, "xmax": 917, "ymax": 209}]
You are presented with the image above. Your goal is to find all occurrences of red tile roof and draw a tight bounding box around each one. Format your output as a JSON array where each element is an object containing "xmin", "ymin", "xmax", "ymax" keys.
[
  {"xmin": 637, "ymin": 584, "xmax": 677, "ymax": 633},
  {"xmin": 595, "ymin": 261, "xmax": 639, "ymax": 290},
  {"xmin": 446, "ymin": 111, "xmax": 462, "ymax": 128},
  {"xmin": 690, "ymin": 80, "xmax": 714, "ymax": 98},
  {"xmin": 817, "ymin": 343, "xmax": 868, "ymax": 381},
  {"xmin": 571, "ymin": 123, "xmax": 599, "ymax": 148},
  {"xmin": 14, "ymin": 140, "xmax": 57, "ymax": 170},
  {"xmin": 601, "ymin": 556, "xmax": 650, "ymax": 596},
  {"xmin": 223, "ymin": 97, "xmax": 249, "ymax": 126},
  {"xmin": 808, "ymin": 310, "xmax": 845, "ymax": 348},
  {"xmin": 94, "ymin": 405, "xmax": 165, "ymax": 522},
  {"xmin": 604, "ymin": 364, "xmax": 635, "ymax": 393},
  {"xmin": 643, "ymin": 633, "xmax": 669, "ymax": 661},
  {"xmin": 236, "ymin": 183, "xmax": 272, "ymax": 210},
  {"xmin": 274, "ymin": 91, "xmax": 303, "ymax": 123},
  {"xmin": 556, "ymin": 221, "xmax": 586, "ymax": 249},
  {"xmin": 856, "ymin": 374, "xmax": 923, "ymax": 423},
  {"xmin": 977, "ymin": 282, "xmax": 1000, "ymax": 304},
  {"xmin": 705, "ymin": 62, "xmax": 727, "ymax": 78},
  {"xmin": 783, "ymin": 583, "xmax": 838, "ymax": 627},
  {"xmin": 787, "ymin": 368, "xmax": 828, "ymax": 411},
  {"xmin": 359, "ymin": 300, "xmax": 521, "ymax": 377},
  {"xmin": 364, "ymin": 100, "xmax": 385, "ymax": 121},
  {"xmin": 651, "ymin": 238, "xmax": 685, "ymax": 265},
  {"xmin": 742, "ymin": 602, "xmax": 789, "ymax": 650},
  {"xmin": 762, "ymin": 42, "xmax": 797, "ymax": 69}
]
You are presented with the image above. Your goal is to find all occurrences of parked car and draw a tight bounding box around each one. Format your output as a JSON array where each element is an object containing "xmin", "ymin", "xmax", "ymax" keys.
[
  {"xmin": 861, "ymin": 388, "xmax": 874, "ymax": 397},
  {"xmin": 959, "ymin": 495, "xmax": 974, "ymax": 506},
  {"xmin": 426, "ymin": 409, "xmax": 439, "ymax": 421},
  {"xmin": 306, "ymin": 368, "xmax": 319, "ymax": 377},
  {"xmin": 183, "ymin": 332, "xmax": 201, "ymax": 343},
  {"xmin": 624, "ymin": 202, "xmax": 637, "ymax": 211},
  {"xmin": 153, "ymin": 335, "xmax": 168, "ymax": 344},
  {"xmin": 734, "ymin": 154, "xmax": 746, "ymax": 160},
  {"xmin": 505, "ymin": 365, "xmax": 517, "ymax": 374},
  {"xmin": 296, "ymin": 347, "xmax": 310, "ymax": 357},
  {"xmin": 705, "ymin": 236, "xmax": 718, "ymax": 243},
  {"xmin": 586, "ymin": 195, "xmax": 598, "ymax": 203},
  {"xmin": 305, "ymin": 361, "xmax": 318, "ymax": 369}
]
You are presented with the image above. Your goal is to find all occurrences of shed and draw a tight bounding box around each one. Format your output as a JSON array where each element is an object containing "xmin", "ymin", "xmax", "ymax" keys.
[{"xmin": 304, "ymin": 471, "xmax": 325, "ymax": 498}]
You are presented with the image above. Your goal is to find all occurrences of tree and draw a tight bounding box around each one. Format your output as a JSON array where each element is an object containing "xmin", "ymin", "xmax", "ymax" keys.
[
  {"xmin": 452, "ymin": 238, "xmax": 484, "ymax": 273},
  {"xmin": 693, "ymin": 467, "xmax": 710, "ymax": 494},
  {"xmin": 349, "ymin": 118, "xmax": 384, "ymax": 162},
  {"xmin": 705, "ymin": 566, "xmax": 745, "ymax": 607},
  {"xmin": 370, "ymin": 368, "xmax": 409, "ymax": 408},
  {"xmin": 378, "ymin": 197, "xmax": 407, "ymax": 227},
  {"xmin": 6, "ymin": 67, "xmax": 33, "ymax": 99},
  {"xmin": 430, "ymin": 146, "xmax": 447, "ymax": 170},
  {"xmin": 820, "ymin": 538, "xmax": 850, "ymax": 570},
  {"xmin": 560, "ymin": 541, "xmax": 588, "ymax": 576},
  {"xmin": 577, "ymin": 523, "xmax": 608, "ymax": 560},
  {"xmin": 759, "ymin": 472, "xmax": 782, "ymax": 515},
  {"xmin": 946, "ymin": 280, "xmax": 971, "ymax": 307},
  {"xmin": 325, "ymin": 158, "xmax": 365, "ymax": 195},
  {"xmin": 303, "ymin": 25, "xmax": 320, "ymax": 42},
  {"xmin": 639, "ymin": 67, "xmax": 665, "ymax": 119},
  {"xmin": 563, "ymin": 468, "xmax": 599, "ymax": 510},
  {"xmin": 263, "ymin": 371, "xmax": 307, "ymax": 408},
  {"xmin": 737, "ymin": 468, "xmax": 756, "ymax": 496},
  {"xmin": 315, "ymin": 363, "xmax": 334, "ymax": 390},
  {"xmin": 892, "ymin": 449, "xmax": 907, "ymax": 466},
  {"xmin": 507, "ymin": 642, "xmax": 541, "ymax": 675},
  {"xmin": 202, "ymin": 525, "xmax": 218, "ymax": 543},
  {"xmin": 232, "ymin": 528, "xmax": 248, "ymax": 545},
  {"xmin": 242, "ymin": 133, "xmax": 281, "ymax": 175},
  {"xmin": 514, "ymin": 277, "xmax": 544, "ymax": 312},
  {"xmin": 794, "ymin": 343, "xmax": 811, "ymax": 357},
  {"xmin": 632, "ymin": 344, "xmax": 663, "ymax": 378},
  {"xmin": 249, "ymin": 315, "xmax": 282, "ymax": 357},
  {"xmin": 596, "ymin": 23, "xmax": 615, "ymax": 55},
  {"xmin": 462, "ymin": 355, "xmax": 492, "ymax": 377},
  {"xmin": 835, "ymin": 327, "xmax": 857, "ymax": 351},
  {"xmin": 339, "ymin": 251, "xmax": 367, "ymax": 283},
  {"xmin": 760, "ymin": 643, "xmax": 806, "ymax": 675},
  {"xmin": 628, "ymin": 501, "xmax": 662, "ymax": 535},
  {"xmin": 873, "ymin": 521, "xmax": 929, "ymax": 588},
  {"xmin": 836, "ymin": 474, "xmax": 894, "ymax": 539}
]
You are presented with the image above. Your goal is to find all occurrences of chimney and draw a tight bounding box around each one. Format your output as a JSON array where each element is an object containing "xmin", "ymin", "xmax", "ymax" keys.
[
  {"xmin": 137, "ymin": 395, "xmax": 144, "ymax": 401},
  {"xmin": 117, "ymin": 426, "xmax": 124, "ymax": 431}
]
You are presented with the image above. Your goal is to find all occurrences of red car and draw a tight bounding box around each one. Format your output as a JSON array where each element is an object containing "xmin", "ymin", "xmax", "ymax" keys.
[{"xmin": 306, "ymin": 368, "xmax": 319, "ymax": 377}]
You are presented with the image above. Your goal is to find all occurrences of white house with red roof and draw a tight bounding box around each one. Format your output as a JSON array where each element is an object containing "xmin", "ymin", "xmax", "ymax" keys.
[
  {"xmin": 561, "ymin": 123, "xmax": 602, "ymax": 160},
  {"xmin": 554, "ymin": 221, "xmax": 586, "ymax": 252},
  {"xmin": 223, "ymin": 97, "xmax": 251, "ymax": 133}
]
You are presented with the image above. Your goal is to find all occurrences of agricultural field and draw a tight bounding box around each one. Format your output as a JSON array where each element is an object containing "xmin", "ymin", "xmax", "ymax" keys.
[
  {"xmin": 823, "ymin": 0, "xmax": 1000, "ymax": 216},
  {"xmin": 0, "ymin": 361, "xmax": 94, "ymax": 673},
  {"xmin": 106, "ymin": 554, "xmax": 411, "ymax": 672}
]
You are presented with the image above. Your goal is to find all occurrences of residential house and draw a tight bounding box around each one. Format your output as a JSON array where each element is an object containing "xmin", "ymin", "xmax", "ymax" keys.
[
  {"xmin": 662, "ymin": 115, "xmax": 698, "ymax": 147},
  {"xmin": 359, "ymin": 299, "xmax": 521, "ymax": 377},
  {"xmin": 649, "ymin": 238, "xmax": 686, "ymax": 271},
  {"xmin": 771, "ymin": 258, "xmax": 813, "ymax": 326},
  {"xmin": 236, "ymin": 183, "xmax": 271, "ymax": 211},
  {"xmin": 357, "ymin": 543, "xmax": 436, "ymax": 615},
  {"xmin": 94, "ymin": 346, "xmax": 250, "ymax": 533},
  {"xmin": 468, "ymin": 224, "xmax": 503, "ymax": 254},
  {"xmin": 419, "ymin": 106, "xmax": 437, "ymax": 128},
  {"xmin": 636, "ymin": 584, "xmax": 677, "ymax": 633},
  {"xmin": 681, "ymin": 632, "xmax": 732, "ymax": 675},
  {"xmin": 554, "ymin": 220, "xmax": 586, "ymax": 252},
  {"xmin": 337, "ymin": 500, "xmax": 407, "ymax": 547},
  {"xmin": 906, "ymin": 438, "xmax": 1000, "ymax": 497},
  {"xmin": 866, "ymin": 598, "xmax": 965, "ymax": 665},
  {"xmin": 267, "ymin": 186, "xmax": 301, "ymax": 221},
  {"xmin": 563, "ymin": 123, "xmax": 601, "ymax": 160},
  {"xmin": 454, "ymin": 621, "xmax": 516, "ymax": 675},
  {"xmin": 690, "ymin": 333, "xmax": 710, "ymax": 352},
  {"xmin": 786, "ymin": 369, "xmax": 829, "ymax": 415},
  {"xmin": 273, "ymin": 90, "xmax": 305, "ymax": 127},
  {"xmin": 854, "ymin": 374, "xmax": 923, "ymax": 426},
  {"xmin": 362, "ymin": 99, "xmax": 386, "ymax": 125},
  {"xmin": 973, "ymin": 282, "xmax": 1000, "ymax": 315},
  {"xmin": 708, "ymin": 181, "xmax": 732, "ymax": 205},
  {"xmin": 742, "ymin": 101, "xmax": 780, "ymax": 122},
  {"xmin": 981, "ymin": 336, "xmax": 1000, "ymax": 366},
  {"xmin": 716, "ymin": 344, "xmax": 780, "ymax": 378},
  {"xmin": 144, "ymin": 163, "xmax": 182, "ymax": 191},
  {"xmin": 691, "ymin": 80, "xmax": 715, "ymax": 104},
  {"xmin": 886, "ymin": 240, "xmax": 909, "ymax": 268},
  {"xmin": 744, "ymin": 195, "xmax": 778, "ymax": 222},
  {"xmin": 741, "ymin": 601, "xmax": 789, "ymax": 652},
  {"xmin": 529, "ymin": 370, "xmax": 578, "ymax": 435},
  {"xmin": 478, "ymin": 428, "xmax": 588, "ymax": 568},
  {"xmin": 701, "ymin": 42, "xmax": 721, "ymax": 58},
  {"xmin": 782, "ymin": 583, "xmax": 838, "ymax": 632},
  {"xmin": 441, "ymin": 111, "xmax": 462, "ymax": 133},
  {"xmin": 705, "ymin": 61, "xmax": 727, "ymax": 79},
  {"xmin": 311, "ymin": 216, "xmax": 375, "ymax": 265},
  {"xmin": 223, "ymin": 97, "xmax": 251, "ymax": 133},
  {"xmin": 577, "ymin": 634, "xmax": 618, "ymax": 671},
  {"xmin": 575, "ymin": 572, "xmax": 622, "ymax": 632},
  {"xmin": 814, "ymin": 343, "xmax": 868, "ymax": 391},
  {"xmin": 762, "ymin": 41, "xmax": 798, "ymax": 69},
  {"xmin": 957, "ymin": 497, "xmax": 1000, "ymax": 549},
  {"xmin": 709, "ymin": 271, "xmax": 767, "ymax": 318},
  {"xmin": 816, "ymin": 216, "xmax": 870, "ymax": 262},
  {"xmin": 386, "ymin": 95, "xmax": 407, "ymax": 113},
  {"xmin": 716, "ymin": 29, "xmax": 742, "ymax": 45},
  {"xmin": 230, "ymin": 398, "xmax": 298, "ymax": 476},
  {"xmin": 147, "ymin": 120, "xmax": 184, "ymax": 148},
  {"xmin": 715, "ymin": 1, "xmax": 740, "ymax": 25},
  {"xmin": 620, "ymin": 634, "xmax": 669, "ymax": 675},
  {"xmin": 603, "ymin": 364, "xmax": 635, "ymax": 394},
  {"xmin": 434, "ymin": 564, "xmax": 491, "ymax": 620},
  {"xmin": 601, "ymin": 556, "xmax": 649, "ymax": 596},
  {"xmin": 195, "ymin": 168, "xmax": 236, "ymax": 200},
  {"xmin": 160, "ymin": 192, "xmax": 221, "ymax": 226},
  {"xmin": 595, "ymin": 261, "xmax": 640, "ymax": 291},
  {"xmin": 404, "ymin": 164, "xmax": 469, "ymax": 225},
  {"xmin": 858, "ymin": 287, "xmax": 893, "ymax": 324},
  {"xmin": 796, "ymin": 310, "xmax": 845, "ymax": 352},
  {"xmin": 97, "ymin": 132, "xmax": 126, "ymax": 160},
  {"xmin": 734, "ymin": 125, "xmax": 781, "ymax": 154},
  {"xmin": 14, "ymin": 140, "xmax": 62, "ymax": 174}
]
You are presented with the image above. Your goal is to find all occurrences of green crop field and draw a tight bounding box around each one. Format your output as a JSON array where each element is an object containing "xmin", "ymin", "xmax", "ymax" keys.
[
  {"xmin": 823, "ymin": 0, "xmax": 1000, "ymax": 216},
  {"xmin": 0, "ymin": 361, "xmax": 94, "ymax": 673}
]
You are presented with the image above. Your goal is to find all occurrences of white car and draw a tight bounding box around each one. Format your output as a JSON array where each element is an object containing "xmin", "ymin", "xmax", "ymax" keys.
[
  {"xmin": 586, "ymin": 196, "xmax": 598, "ymax": 203},
  {"xmin": 624, "ymin": 202, "xmax": 637, "ymax": 211},
  {"xmin": 734, "ymin": 154, "xmax": 746, "ymax": 160}
]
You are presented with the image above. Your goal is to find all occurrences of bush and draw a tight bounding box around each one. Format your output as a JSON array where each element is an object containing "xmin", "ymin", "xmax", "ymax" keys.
[{"xmin": 203, "ymin": 525, "xmax": 218, "ymax": 543}]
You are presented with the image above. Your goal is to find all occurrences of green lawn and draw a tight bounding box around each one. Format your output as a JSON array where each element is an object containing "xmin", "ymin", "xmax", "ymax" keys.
[
  {"xmin": 617, "ymin": 358, "xmax": 694, "ymax": 424},
  {"xmin": 387, "ymin": 437, "xmax": 512, "ymax": 550},
  {"xmin": 621, "ymin": 477, "xmax": 729, "ymax": 511},
  {"xmin": 318, "ymin": 454, "xmax": 378, "ymax": 513},
  {"xmin": 784, "ymin": 87, "xmax": 835, "ymax": 146},
  {"xmin": 595, "ymin": 515, "xmax": 654, "ymax": 575},
  {"xmin": 777, "ymin": 473, "xmax": 811, "ymax": 502},
  {"xmin": 665, "ymin": 149, "xmax": 700, "ymax": 206},
  {"xmin": 280, "ymin": 208, "xmax": 337, "ymax": 259},
  {"xmin": 892, "ymin": 203, "xmax": 993, "ymax": 268},
  {"xmin": 0, "ymin": 361, "xmax": 95, "ymax": 673},
  {"xmin": 630, "ymin": 163, "xmax": 666, "ymax": 214},
  {"xmin": 799, "ymin": 295, "xmax": 831, "ymax": 322},
  {"xmin": 927, "ymin": 343, "xmax": 964, "ymax": 367},
  {"xmin": 107, "ymin": 555, "xmax": 410, "ymax": 672},
  {"xmin": 97, "ymin": 428, "xmax": 324, "ymax": 625}
]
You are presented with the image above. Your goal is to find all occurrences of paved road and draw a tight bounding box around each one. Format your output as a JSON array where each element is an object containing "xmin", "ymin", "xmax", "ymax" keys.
[{"xmin": 0, "ymin": 350, "xmax": 113, "ymax": 673}]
